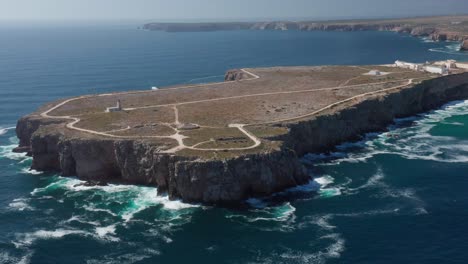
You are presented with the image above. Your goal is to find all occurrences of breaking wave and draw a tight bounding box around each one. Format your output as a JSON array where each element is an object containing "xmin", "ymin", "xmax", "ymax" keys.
[
  {"xmin": 303, "ymin": 100, "xmax": 468, "ymax": 165},
  {"xmin": 429, "ymin": 42, "xmax": 467, "ymax": 56},
  {"xmin": 8, "ymin": 198, "xmax": 34, "ymax": 211},
  {"xmin": 30, "ymin": 176, "xmax": 200, "ymax": 223},
  {"xmin": 0, "ymin": 126, "xmax": 15, "ymax": 136},
  {"xmin": 14, "ymin": 229, "xmax": 89, "ymax": 248},
  {"xmin": 0, "ymin": 144, "xmax": 27, "ymax": 161},
  {"xmin": 226, "ymin": 201, "xmax": 296, "ymax": 225}
]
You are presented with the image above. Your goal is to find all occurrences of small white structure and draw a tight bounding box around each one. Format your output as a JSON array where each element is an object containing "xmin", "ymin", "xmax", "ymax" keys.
[
  {"xmin": 106, "ymin": 100, "xmax": 122, "ymax": 112},
  {"xmin": 151, "ymin": 86, "xmax": 159, "ymax": 90},
  {"xmin": 433, "ymin": 60, "xmax": 457, "ymax": 69},
  {"xmin": 446, "ymin": 60, "xmax": 457, "ymax": 69},
  {"xmin": 395, "ymin": 60, "xmax": 423, "ymax": 71},
  {"xmin": 367, "ymin": 70, "xmax": 381, "ymax": 76},
  {"xmin": 424, "ymin": 65, "xmax": 449, "ymax": 75},
  {"xmin": 177, "ymin": 123, "xmax": 200, "ymax": 130}
]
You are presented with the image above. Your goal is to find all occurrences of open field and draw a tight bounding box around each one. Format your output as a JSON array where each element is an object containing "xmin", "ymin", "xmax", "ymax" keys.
[{"xmin": 39, "ymin": 65, "xmax": 437, "ymax": 155}]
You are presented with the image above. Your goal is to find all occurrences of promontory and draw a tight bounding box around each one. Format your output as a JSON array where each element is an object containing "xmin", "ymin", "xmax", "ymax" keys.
[
  {"xmin": 144, "ymin": 15, "xmax": 468, "ymax": 49},
  {"xmin": 15, "ymin": 62, "xmax": 468, "ymax": 204}
]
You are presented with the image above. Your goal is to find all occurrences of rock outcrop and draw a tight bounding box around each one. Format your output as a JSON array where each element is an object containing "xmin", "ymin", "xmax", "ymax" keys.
[
  {"xmin": 15, "ymin": 71, "xmax": 468, "ymax": 205},
  {"xmin": 461, "ymin": 40, "xmax": 468, "ymax": 51},
  {"xmin": 224, "ymin": 69, "xmax": 249, "ymax": 81}
]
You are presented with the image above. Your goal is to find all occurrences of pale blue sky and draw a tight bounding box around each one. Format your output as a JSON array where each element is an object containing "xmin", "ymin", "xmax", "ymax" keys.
[{"xmin": 1, "ymin": 0, "xmax": 467, "ymax": 21}]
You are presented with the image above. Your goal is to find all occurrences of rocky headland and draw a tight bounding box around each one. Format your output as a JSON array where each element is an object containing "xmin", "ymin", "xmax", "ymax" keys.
[
  {"xmin": 143, "ymin": 15, "xmax": 468, "ymax": 49},
  {"xmin": 15, "ymin": 65, "xmax": 468, "ymax": 205}
]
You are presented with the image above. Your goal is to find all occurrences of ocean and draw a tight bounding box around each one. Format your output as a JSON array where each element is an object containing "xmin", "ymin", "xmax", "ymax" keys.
[{"xmin": 1, "ymin": 23, "xmax": 468, "ymax": 264}]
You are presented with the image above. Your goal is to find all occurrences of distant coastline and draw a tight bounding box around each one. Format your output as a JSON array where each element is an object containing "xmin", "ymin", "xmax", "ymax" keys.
[{"xmin": 143, "ymin": 15, "xmax": 468, "ymax": 50}]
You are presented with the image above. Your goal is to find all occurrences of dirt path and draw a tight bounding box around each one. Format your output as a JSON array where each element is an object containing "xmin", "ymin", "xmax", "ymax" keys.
[{"xmin": 40, "ymin": 68, "xmax": 418, "ymax": 153}]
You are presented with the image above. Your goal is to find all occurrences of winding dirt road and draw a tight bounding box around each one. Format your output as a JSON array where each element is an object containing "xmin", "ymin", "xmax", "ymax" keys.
[{"xmin": 40, "ymin": 69, "xmax": 416, "ymax": 153}]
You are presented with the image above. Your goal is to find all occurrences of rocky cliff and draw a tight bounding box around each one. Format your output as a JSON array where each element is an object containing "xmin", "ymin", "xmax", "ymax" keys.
[
  {"xmin": 143, "ymin": 16, "xmax": 468, "ymax": 45},
  {"xmin": 16, "ymin": 115, "xmax": 308, "ymax": 205},
  {"xmin": 461, "ymin": 40, "xmax": 468, "ymax": 51},
  {"xmin": 15, "ymin": 72, "xmax": 468, "ymax": 205},
  {"xmin": 281, "ymin": 73, "xmax": 468, "ymax": 156}
]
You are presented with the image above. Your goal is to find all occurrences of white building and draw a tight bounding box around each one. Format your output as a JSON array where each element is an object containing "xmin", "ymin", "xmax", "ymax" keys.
[
  {"xmin": 106, "ymin": 100, "xmax": 122, "ymax": 112},
  {"xmin": 424, "ymin": 65, "xmax": 449, "ymax": 75},
  {"xmin": 395, "ymin": 60, "xmax": 423, "ymax": 71},
  {"xmin": 368, "ymin": 70, "xmax": 381, "ymax": 76},
  {"xmin": 433, "ymin": 60, "xmax": 457, "ymax": 69},
  {"xmin": 446, "ymin": 60, "xmax": 457, "ymax": 69}
]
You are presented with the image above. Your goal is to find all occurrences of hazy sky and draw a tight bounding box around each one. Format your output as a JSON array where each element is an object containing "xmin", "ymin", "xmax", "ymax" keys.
[{"xmin": 1, "ymin": 0, "xmax": 467, "ymax": 21}]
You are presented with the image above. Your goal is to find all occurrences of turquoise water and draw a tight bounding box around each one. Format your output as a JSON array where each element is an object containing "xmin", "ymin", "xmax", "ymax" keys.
[{"xmin": 1, "ymin": 24, "xmax": 468, "ymax": 263}]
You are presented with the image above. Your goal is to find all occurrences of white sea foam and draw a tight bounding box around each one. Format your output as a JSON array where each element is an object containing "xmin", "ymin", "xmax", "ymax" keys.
[
  {"xmin": 14, "ymin": 229, "xmax": 89, "ymax": 248},
  {"xmin": 313, "ymin": 176, "xmax": 344, "ymax": 198},
  {"xmin": 319, "ymin": 188, "xmax": 342, "ymax": 198},
  {"xmin": 9, "ymin": 198, "xmax": 34, "ymax": 211},
  {"xmin": 315, "ymin": 215, "xmax": 336, "ymax": 230},
  {"xmin": 0, "ymin": 144, "xmax": 27, "ymax": 161},
  {"xmin": 20, "ymin": 168, "xmax": 42, "ymax": 175},
  {"xmin": 0, "ymin": 251, "xmax": 33, "ymax": 264},
  {"xmin": 95, "ymin": 225, "xmax": 119, "ymax": 242},
  {"xmin": 414, "ymin": 207, "xmax": 429, "ymax": 215},
  {"xmin": 18, "ymin": 251, "xmax": 34, "ymax": 264},
  {"xmin": 348, "ymin": 169, "xmax": 386, "ymax": 192},
  {"xmin": 284, "ymin": 179, "xmax": 321, "ymax": 193},
  {"xmin": 422, "ymin": 38, "xmax": 435, "ymax": 43},
  {"xmin": 429, "ymin": 42, "xmax": 467, "ymax": 55},
  {"xmin": 63, "ymin": 215, "xmax": 100, "ymax": 226},
  {"xmin": 277, "ymin": 233, "xmax": 345, "ymax": 264},
  {"xmin": 0, "ymin": 126, "xmax": 15, "ymax": 136},
  {"xmin": 227, "ymin": 202, "xmax": 296, "ymax": 223},
  {"xmin": 334, "ymin": 208, "xmax": 400, "ymax": 218},
  {"xmin": 320, "ymin": 233, "xmax": 346, "ymax": 259},
  {"xmin": 82, "ymin": 205, "xmax": 118, "ymax": 217},
  {"xmin": 306, "ymin": 100, "xmax": 468, "ymax": 165},
  {"xmin": 31, "ymin": 176, "xmax": 199, "ymax": 223},
  {"xmin": 120, "ymin": 186, "xmax": 199, "ymax": 222}
]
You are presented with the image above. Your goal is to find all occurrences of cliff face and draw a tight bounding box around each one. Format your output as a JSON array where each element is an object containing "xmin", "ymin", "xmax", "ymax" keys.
[
  {"xmin": 15, "ymin": 72, "xmax": 468, "ymax": 205},
  {"xmin": 282, "ymin": 73, "xmax": 468, "ymax": 156},
  {"xmin": 143, "ymin": 19, "xmax": 468, "ymax": 44},
  {"xmin": 18, "ymin": 116, "xmax": 308, "ymax": 204}
]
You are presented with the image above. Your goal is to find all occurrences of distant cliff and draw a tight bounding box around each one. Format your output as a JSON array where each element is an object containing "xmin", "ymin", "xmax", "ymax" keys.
[
  {"xmin": 143, "ymin": 16, "xmax": 468, "ymax": 43},
  {"xmin": 143, "ymin": 22, "xmax": 253, "ymax": 32}
]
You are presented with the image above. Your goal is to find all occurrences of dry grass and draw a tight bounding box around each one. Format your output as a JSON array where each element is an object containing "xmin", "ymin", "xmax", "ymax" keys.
[{"xmin": 42, "ymin": 65, "xmax": 437, "ymax": 154}]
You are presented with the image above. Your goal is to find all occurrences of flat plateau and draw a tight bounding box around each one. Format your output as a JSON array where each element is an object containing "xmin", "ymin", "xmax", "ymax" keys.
[{"xmin": 15, "ymin": 65, "xmax": 468, "ymax": 204}]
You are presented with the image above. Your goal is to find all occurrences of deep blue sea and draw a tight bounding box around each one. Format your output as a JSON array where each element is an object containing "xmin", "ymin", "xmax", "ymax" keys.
[{"xmin": 1, "ymin": 23, "xmax": 468, "ymax": 264}]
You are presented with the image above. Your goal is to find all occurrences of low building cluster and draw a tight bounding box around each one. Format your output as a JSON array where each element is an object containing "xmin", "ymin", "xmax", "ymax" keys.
[{"xmin": 394, "ymin": 59, "xmax": 460, "ymax": 75}]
